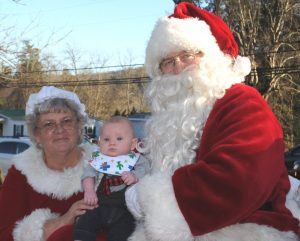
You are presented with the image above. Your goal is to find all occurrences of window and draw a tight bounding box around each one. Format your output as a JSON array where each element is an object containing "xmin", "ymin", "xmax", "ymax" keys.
[
  {"xmin": 0, "ymin": 141, "xmax": 30, "ymax": 154},
  {"xmin": 16, "ymin": 143, "xmax": 30, "ymax": 153},
  {"xmin": 0, "ymin": 142, "xmax": 16, "ymax": 154},
  {"xmin": 13, "ymin": 125, "xmax": 24, "ymax": 137}
]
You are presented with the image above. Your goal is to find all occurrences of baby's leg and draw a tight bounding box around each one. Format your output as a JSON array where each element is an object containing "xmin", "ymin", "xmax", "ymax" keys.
[
  {"xmin": 73, "ymin": 207, "xmax": 103, "ymax": 241},
  {"xmin": 106, "ymin": 207, "xmax": 135, "ymax": 241}
]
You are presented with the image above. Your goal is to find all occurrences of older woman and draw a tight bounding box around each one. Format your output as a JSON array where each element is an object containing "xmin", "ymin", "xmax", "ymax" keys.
[{"xmin": 0, "ymin": 86, "xmax": 105, "ymax": 241}]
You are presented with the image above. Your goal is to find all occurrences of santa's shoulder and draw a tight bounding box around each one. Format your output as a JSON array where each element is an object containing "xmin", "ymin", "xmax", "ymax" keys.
[
  {"xmin": 216, "ymin": 84, "xmax": 268, "ymax": 110},
  {"xmin": 225, "ymin": 83, "xmax": 262, "ymax": 99}
]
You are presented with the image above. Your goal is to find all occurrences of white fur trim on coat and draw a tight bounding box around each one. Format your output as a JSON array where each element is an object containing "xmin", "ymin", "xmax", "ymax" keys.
[
  {"xmin": 129, "ymin": 172, "xmax": 299, "ymax": 241},
  {"xmin": 13, "ymin": 143, "xmax": 95, "ymax": 200},
  {"xmin": 134, "ymin": 172, "xmax": 194, "ymax": 240},
  {"xmin": 13, "ymin": 208, "xmax": 59, "ymax": 241},
  {"xmin": 125, "ymin": 184, "xmax": 143, "ymax": 219}
]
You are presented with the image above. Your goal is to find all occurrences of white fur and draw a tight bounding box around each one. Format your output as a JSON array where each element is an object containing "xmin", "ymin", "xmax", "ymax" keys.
[
  {"xmin": 129, "ymin": 172, "xmax": 298, "ymax": 241},
  {"xmin": 286, "ymin": 176, "xmax": 300, "ymax": 220},
  {"xmin": 137, "ymin": 172, "xmax": 194, "ymax": 240},
  {"xmin": 146, "ymin": 17, "xmax": 223, "ymax": 78},
  {"xmin": 13, "ymin": 143, "xmax": 94, "ymax": 199},
  {"xmin": 13, "ymin": 208, "xmax": 59, "ymax": 241},
  {"xmin": 125, "ymin": 184, "xmax": 143, "ymax": 219},
  {"xmin": 133, "ymin": 25, "xmax": 299, "ymax": 239},
  {"xmin": 138, "ymin": 17, "xmax": 298, "ymax": 239},
  {"xmin": 140, "ymin": 56, "xmax": 244, "ymax": 173},
  {"xmin": 233, "ymin": 56, "xmax": 251, "ymax": 76}
]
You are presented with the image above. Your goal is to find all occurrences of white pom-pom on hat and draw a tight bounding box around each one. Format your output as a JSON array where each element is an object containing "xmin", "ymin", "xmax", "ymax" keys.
[{"xmin": 233, "ymin": 56, "xmax": 251, "ymax": 76}]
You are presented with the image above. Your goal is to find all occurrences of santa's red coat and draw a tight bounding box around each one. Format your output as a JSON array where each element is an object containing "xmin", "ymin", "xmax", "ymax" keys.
[
  {"xmin": 173, "ymin": 83, "xmax": 299, "ymax": 234},
  {"xmin": 0, "ymin": 144, "xmax": 106, "ymax": 241},
  {"xmin": 128, "ymin": 84, "xmax": 300, "ymax": 241}
]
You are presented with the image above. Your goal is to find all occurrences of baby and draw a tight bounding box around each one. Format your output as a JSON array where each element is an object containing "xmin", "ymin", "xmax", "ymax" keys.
[{"xmin": 74, "ymin": 116, "xmax": 150, "ymax": 241}]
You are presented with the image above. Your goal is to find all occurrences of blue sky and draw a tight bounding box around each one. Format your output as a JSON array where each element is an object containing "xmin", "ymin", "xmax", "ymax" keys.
[{"xmin": 2, "ymin": 0, "xmax": 175, "ymax": 67}]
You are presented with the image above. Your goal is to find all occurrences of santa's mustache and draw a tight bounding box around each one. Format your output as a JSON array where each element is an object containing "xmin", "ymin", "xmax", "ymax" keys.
[{"xmin": 146, "ymin": 65, "xmax": 206, "ymax": 111}]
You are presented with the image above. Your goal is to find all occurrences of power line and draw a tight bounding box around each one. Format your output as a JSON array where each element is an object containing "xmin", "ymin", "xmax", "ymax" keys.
[
  {"xmin": 1, "ymin": 49, "xmax": 299, "ymax": 75},
  {"xmin": 248, "ymin": 48, "xmax": 300, "ymax": 56},
  {"xmin": 9, "ymin": 64, "xmax": 144, "ymax": 74},
  {"xmin": 1, "ymin": 65, "xmax": 300, "ymax": 89},
  {"xmin": 250, "ymin": 65, "xmax": 300, "ymax": 75},
  {"xmin": 0, "ymin": 76, "xmax": 150, "ymax": 88}
]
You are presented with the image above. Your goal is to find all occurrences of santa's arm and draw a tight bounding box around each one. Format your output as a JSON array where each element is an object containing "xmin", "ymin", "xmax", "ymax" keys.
[
  {"xmin": 127, "ymin": 85, "xmax": 290, "ymax": 238},
  {"xmin": 172, "ymin": 84, "xmax": 288, "ymax": 235}
]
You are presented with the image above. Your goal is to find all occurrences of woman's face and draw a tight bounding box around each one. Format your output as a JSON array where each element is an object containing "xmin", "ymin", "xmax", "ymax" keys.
[{"xmin": 34, "ymin": 109, "xmax": 81, "ymax": 155}]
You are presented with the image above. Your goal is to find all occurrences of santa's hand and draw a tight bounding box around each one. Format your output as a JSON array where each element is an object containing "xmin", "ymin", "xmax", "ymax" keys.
[
  {"xmin": 125, "ymin": 184, "xmax": 143, "ymax": 219},
  {"xmin": 286, "ymin": 175, "xmax": 300, "ymax": 220},
  {"xmin": 288, "ymin": 175, "xmax": 300, "ymax": 205}
]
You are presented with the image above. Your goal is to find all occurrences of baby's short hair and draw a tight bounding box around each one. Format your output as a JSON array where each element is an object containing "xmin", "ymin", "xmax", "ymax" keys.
[{"xmin": 101, "ymin": 116, "xmax": 135, "ymax": 137}]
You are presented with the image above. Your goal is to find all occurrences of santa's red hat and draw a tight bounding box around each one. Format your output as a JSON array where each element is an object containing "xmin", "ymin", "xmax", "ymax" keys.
[{"xmin": 145, "ymin": 2, "xmax": 251, "ymax": 77}]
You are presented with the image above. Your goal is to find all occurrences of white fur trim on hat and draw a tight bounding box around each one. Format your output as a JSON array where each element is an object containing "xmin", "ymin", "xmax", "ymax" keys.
[
  {"xmin": 145, "ymin": 16, "xmax": 224, "ymax": 78},
  {"xmin": 25, "ymin": 86, "xmax": 86, "ymax": 117},
  {"xmin": 13, "ymin": 208, "xmax": 59, "ymax": 241}
]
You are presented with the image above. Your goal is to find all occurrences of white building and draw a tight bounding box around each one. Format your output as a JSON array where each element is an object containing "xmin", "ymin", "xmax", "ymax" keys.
[{"xmin": 0, "ymin": 110, "xmax": 28, "ymax": 137}]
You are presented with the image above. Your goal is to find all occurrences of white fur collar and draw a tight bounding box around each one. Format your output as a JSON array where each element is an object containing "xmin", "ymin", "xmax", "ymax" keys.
[{"xmin": 13, "ymin": 144, "xmax": 94, "ymax": 200}]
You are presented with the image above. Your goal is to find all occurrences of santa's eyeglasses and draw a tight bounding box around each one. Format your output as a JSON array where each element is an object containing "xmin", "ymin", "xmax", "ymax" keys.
[{"xmin": 159, "ymin": 51, "xmax": 203, "ymax": 73}]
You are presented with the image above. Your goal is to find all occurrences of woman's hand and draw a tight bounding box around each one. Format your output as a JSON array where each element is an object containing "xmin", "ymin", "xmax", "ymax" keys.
[
  {"xmin": 62, "ymin": 199, "xmax": 97, "ymax": 224},
  {"xmin": 43, "ymin": 199, "xmax": 97, "ymax": 240}
]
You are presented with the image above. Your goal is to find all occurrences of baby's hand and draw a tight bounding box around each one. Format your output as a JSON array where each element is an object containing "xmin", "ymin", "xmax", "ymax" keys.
[
  {"xmin": 121, "ymin": 171, "xmax": 138, "ymax": 185},
  {"xmin": 84, "ymin": 189, "xmax": 98, "ymax": 206}
]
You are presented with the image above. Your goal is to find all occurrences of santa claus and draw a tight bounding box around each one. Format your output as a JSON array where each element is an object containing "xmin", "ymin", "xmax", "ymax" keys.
[{"xmin": 125, "ymin": 2, "xmax": 300, "ymax": 241}]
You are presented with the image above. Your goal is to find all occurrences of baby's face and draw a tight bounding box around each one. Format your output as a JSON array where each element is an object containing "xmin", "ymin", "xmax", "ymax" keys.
[{"xmin": 99, "ymin": 121, "xmax": 137, "ymax": 157}]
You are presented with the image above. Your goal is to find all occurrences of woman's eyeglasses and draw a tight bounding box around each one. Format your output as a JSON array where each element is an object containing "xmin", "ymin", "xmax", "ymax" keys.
[{"xmin": 38, "ymin": 117, "xmax": 77, "ymax": 133}]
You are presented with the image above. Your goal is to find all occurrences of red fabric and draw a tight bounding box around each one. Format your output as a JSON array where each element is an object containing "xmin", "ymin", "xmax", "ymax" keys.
[
  {"xmin": 0, "ymin": 167, "xmax": 107, "ymax": 241},
  {"xmin": 102, "ymin": 175, "xmax": 124, "ymax": 195},
  {"xmin": 172, "ymin": 84, "xmax": 300, "ymax": 236},
  {"xmin": 171, "ymin": 2, "xmax": 238, "ymax": 58}
]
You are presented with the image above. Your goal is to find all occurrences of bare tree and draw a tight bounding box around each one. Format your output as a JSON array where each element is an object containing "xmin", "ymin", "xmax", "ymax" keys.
[
  {"xmin": 201, "ymin": 0, "xmax": 300, "ymax": 147},
  {"xmin": 174, "ymin": 0, "xmax": 300, "ymax": 147}
]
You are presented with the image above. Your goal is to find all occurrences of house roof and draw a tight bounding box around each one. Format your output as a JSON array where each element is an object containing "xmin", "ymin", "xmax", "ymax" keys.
[{"xmin": 0, "ymin": 109, "xmax": 26, "ymax": 121}]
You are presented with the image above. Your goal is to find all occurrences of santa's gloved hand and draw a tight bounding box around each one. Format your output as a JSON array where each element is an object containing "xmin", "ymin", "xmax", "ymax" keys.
[
  {"xmin": 125, "ymin": 184, "xmax": 143, "ymax": 219},
  {"xmin": 286, "ymin": 175, "xmax": 300, "ymax": 220},
  {"xmin": 287, "ymin": 175, "xmax": 300, "ymax": 203}
]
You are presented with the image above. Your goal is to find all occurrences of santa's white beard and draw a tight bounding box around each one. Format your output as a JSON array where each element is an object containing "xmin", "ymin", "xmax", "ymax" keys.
[{"xmin": 141, "ymin": 56, "xmax": 245, "ymax": 173}]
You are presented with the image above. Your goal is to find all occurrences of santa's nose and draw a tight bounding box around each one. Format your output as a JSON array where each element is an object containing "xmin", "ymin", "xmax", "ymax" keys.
[{"xmin": 173, "ymin": 60, "xmax": 185, "ymax": 74}]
